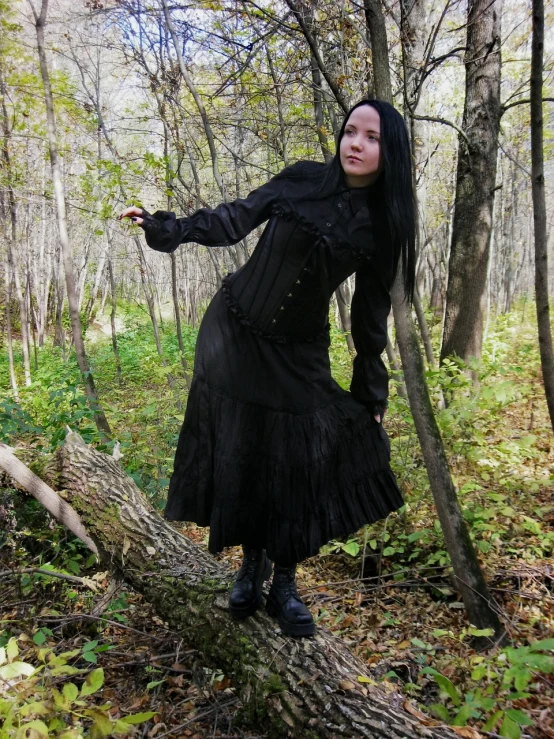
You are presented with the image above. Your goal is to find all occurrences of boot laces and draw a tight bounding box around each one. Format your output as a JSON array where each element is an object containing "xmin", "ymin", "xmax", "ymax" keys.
[
  {"xmin": 237, "ymin": 549, "xmax": 262, "ymax": 580},
  {"xmin": 274, "ymin": 567, "xmax": 300, "ymax": 600}
]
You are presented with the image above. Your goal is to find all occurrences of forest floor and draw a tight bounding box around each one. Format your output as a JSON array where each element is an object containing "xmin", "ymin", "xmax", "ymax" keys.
[{"xmin": 1, "ymin": 300, "xmax": 553, "ymax": 738}]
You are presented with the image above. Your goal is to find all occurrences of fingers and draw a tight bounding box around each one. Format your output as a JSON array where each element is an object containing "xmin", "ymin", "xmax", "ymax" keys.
[{"xmin": 118, "ymin": 206, "xmax": 145, "ymax": 224}]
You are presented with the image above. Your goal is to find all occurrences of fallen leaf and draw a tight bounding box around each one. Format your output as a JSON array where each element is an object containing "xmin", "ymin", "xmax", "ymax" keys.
[
  {"xmin": 338, "ymin": 680, "xmax": 357, "ymax": 691},
  {"xmin": 170, "ymin": 663, "xmax": 189, "ymax": 673},
  {"xmin": 403, "ymin": 701, "xmax": 436, "ymax": 725},
  {"xmin": 148, "ymin": 723, "xmax": 167, "ymax": 737},
  {"xmin": 451, "ymin": 726, "xmax": 483, "ymax": 739}
]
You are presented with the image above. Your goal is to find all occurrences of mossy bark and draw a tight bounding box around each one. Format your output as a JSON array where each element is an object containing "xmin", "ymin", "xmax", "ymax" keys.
[{"xmin": 38, "ymin": 432, "xmax": 457, "ymax": 738}]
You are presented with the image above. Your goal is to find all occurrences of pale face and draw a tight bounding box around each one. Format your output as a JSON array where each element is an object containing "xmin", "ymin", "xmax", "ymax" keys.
[{"xmin": 339, "ymin": 105, "xmax": 383, "ymax": 187}]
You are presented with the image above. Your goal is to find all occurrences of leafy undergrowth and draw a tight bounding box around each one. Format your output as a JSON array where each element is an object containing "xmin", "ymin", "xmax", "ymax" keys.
[
  {"xmin": 1, "ymin": 300, "xmax": 553, "ymax": 738},
  {"xmin": 0, "ymin": 498, "xmax": 256, "ymax": 738}
]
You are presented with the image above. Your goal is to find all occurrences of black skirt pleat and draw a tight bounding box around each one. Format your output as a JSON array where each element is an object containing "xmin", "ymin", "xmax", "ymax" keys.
[{"xmin": 164, "ymin": 289, "xmax": 403, "ymax": 565}]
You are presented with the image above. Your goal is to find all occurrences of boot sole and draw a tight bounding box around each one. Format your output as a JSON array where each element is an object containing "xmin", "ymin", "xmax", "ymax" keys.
[
  {"xmin": 266, "ymin": 597, "xmax": 316, "ymax": 637},
  {"xmin": 229, "ymin": 559, "xmax": 273, "ymax": 620}
]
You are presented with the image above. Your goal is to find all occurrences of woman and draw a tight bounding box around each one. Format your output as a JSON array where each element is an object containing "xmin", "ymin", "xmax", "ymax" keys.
[{"xmin": 119, "ymin": 99, "xmax": 415, "ymax": 638}]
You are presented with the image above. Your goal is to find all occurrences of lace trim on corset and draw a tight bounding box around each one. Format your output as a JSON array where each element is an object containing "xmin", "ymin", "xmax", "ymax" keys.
[
  {"xmin": 221, "ymin": 276, "xmax": 329, "ymax": 344},
  {"xmin": 271, "ymin": 204, "xmax": 373, "ymax": 263}
]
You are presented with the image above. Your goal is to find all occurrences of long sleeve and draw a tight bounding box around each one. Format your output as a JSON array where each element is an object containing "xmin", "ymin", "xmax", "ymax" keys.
[
  {"xmin": 141, "ymin": 170, "xmax": 290, "ymax": 254},
  {"xmin": 349, "ymin": 263, "xmax": 391, "ymax": 418}
]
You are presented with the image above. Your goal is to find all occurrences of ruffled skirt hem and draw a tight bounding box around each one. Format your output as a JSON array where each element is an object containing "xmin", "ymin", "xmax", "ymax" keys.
[{"xmin": 164, "ymin": 378, "xmax": 403, "ymax": 565}]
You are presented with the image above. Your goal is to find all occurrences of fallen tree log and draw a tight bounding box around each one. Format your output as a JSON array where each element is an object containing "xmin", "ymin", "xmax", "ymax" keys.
[
  {"xmin": 0, "ymin": 442, "xmax": 97, "ymax": 555},
  {"xmin": 2, "ymin": 431, "xmax": 460, "ymax": 738}
]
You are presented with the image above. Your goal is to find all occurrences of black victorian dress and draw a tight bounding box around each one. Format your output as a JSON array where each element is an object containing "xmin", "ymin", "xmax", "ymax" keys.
[{"xmin": 142, "ymin": 161, "xmax": 403, "ymax": 566}]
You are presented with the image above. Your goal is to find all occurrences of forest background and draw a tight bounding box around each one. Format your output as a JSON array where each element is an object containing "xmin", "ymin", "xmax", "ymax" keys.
[{"xmin": 0, "ymin": 0, "xmax": 553, "ymax": 737}]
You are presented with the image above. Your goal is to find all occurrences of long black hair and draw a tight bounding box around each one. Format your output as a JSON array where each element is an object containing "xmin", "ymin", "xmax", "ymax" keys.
[{"xmin": 280, "ymin": 99, "xmax": 416, "ymax": 300}]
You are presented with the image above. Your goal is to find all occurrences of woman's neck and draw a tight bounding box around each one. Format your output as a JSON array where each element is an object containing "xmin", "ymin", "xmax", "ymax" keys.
[{"xmin": 344, "ymin": 172, "xmax": 380, "ymax": 188}]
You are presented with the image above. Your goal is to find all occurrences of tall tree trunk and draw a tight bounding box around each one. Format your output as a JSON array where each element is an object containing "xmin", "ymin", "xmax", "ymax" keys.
[
  {"xmin": 84, "ymin": 250, "xmax": 107, "ymax": 324},
  {"xmin": 29, "ymin": 0, "xmax": 111, "ymax": 440},
  {"xmin": 363, "ymin": 0, "xmax": 392, "ymax": 104},
  {"xmin": 283, "ymin": 0, "xmax": 348, "ymax": 113},
  {"xmin": 385, "ymin": 338, "xmax": 407, "ymax": 399},
  {"xmin": 37, "ymin": 158, "xmax": 50, "ymax": 347},
  {"xmin": 53, "ymin": 245, "xmax": 65, "ymax": 353},
  {"xmin": 400, "ymin": 0, "xmax": 439, "ymax": 374},
  {"xmin": 0, "ymin": 61, "xmax": 32, "ymax": 387},
  {"xmin": 366, "ymin": 0, "xmax": 503, "ymax": 640},
  {"xmin": 3, "ymin": 253, "xmax": 20, "ymax": 401},
  {"xmin": 164, "ymin": 114, "xmax": 192, "ymax": 390},
  {"xmin": 392, "ymin": 281, "xmax": 502, "ymax": 639},
  {"xmin": 301, "ymin": 11, "xmax": 351, "ymax": 354},
  {"xmin": 265, "ymin": 45, "xmax": 289, "ymax": 166},
  {"xmin": 310, "ymin": 53, "xmax": 333, "ymax": 163},
  {"xmin": 413, "ymin": 288, "xmax": 436, "ymax": 369},
  {"xmin": 76, "ymin": 238, "xmax": 91, "ymax": 313},
  {"xmin": 530, "ymin": 0, "xmax": 554, "ymax": 432},
  {"xmin": 107, "ymin": 256, "xmax": 122, "ymax": 386},
  {"xmin": 335, "ymin": 283, "xmax": 355, "ymax": 353},
  {"xmin": 440, "ymin": 0, "xmax": 502, "ymax": 364},
  {"xmin": 171, "ymin": 252, "xmax": 191, "ymax": 390},
  {"xmin": 7, "ymin": 245, "xmax": 32, "ymax": 386}
]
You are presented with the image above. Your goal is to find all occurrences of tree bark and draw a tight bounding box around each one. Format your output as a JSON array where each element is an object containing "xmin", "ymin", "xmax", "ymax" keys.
[
  {"xmin": 440, "ymin": 0, "xmax": 502, "ymax": 364},
  {"xmin": 171, "ymin": 251, "xmax": 192, "ymax": 390},
  {"xmin": 3, "ymin": 254, "xmax": 20, "ymax": 401},
  {"xmin": 107, "ymin": 256, "xmax": 122, "ymax": 386},
  {"xmin": 363, "ymin": 0, "xmax": 393, "ymax": 104},
  {"xmin": 0, "ymin": 60, "xmax": 32, "ymax": 387},
  {"xmin": 84, "ymin": 249, "xmax": 107, "ymax": 324},
  {"xmin": 266, "ymin": 44, "xmax": 289, "ymax": 166},
  {"xmin": 530, "ymin": 0, "xmax": 554, "ymax": 432},
  {"xmin": 53, "ymin": 245, "xmax": 65, "ymax": 353},
  {"xmin": 162, "ymin": 104, "xmax": 192, "ymax": 390},
  {"xmin": 7, "ymin": 244, "xmax": 32, "ymax": 386},
  {"xmin": 335, "ymin": 283, "xmax": 355, "ymax": 353},
  {"xmin": 386, "ymin": 338, "xmax": 407, "ymax": 399},
  {"xmin": 29, "ymin": 0, "xmax": 111, "ymax": 440},
  {"xmin": 413, "ymin": 288, "xmax": 436, "ymax": 369},
  {"xmin": 0, "ymin": 442, "xmax": 97, "ymax": 555},
  {"xmin": 392, "ymin": 279, "xmax": 503, "ymax": 641},
  {"xmin": 282, "ymin": 0, "xmax": 349, "ymax": 114},
  {"xmin": 0, "ymin": 432, "xmax": 458, "ymax": 739},
  {"xmin": 400, "ymin": 0, "xmax": 440, "ymax": 375},
  {"xmin": 366, "ymin": 0, "xmax": 503, "ymax": 640}
]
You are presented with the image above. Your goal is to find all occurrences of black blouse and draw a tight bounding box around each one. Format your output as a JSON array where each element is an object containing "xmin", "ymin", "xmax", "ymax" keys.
[{"xmin": 140, "ymin": 161, "xmax": 395, "ymax": 417}]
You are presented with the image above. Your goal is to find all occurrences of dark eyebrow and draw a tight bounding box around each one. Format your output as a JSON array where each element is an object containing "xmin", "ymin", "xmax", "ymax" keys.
[{"xmin": 345, "ymin": 124, "xmax": 380, "ymax": 134}]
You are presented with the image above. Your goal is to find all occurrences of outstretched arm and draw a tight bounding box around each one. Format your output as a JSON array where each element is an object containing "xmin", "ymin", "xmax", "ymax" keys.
[{"xmin": 118, "ymin": 170, "xmax": 289, "ymax": 253}]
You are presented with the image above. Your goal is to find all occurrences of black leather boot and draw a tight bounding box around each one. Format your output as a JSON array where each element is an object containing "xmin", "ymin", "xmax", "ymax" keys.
[
  {"xmin": 229, "ymin": 546, "xmax": 272, "ymax": 620},
  {"xmin": 266, "ymin": 564, "xmax": 315, "ymax": 636}
]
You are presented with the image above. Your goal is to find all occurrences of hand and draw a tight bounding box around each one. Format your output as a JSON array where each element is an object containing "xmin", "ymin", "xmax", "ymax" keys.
[
  {"xmin": 118, "ymin": 206, "xmax": 146, "ymax": 227},
  {"xmin": 374, "ymin": 414, "xmax": 381, "ymax": 423}
]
